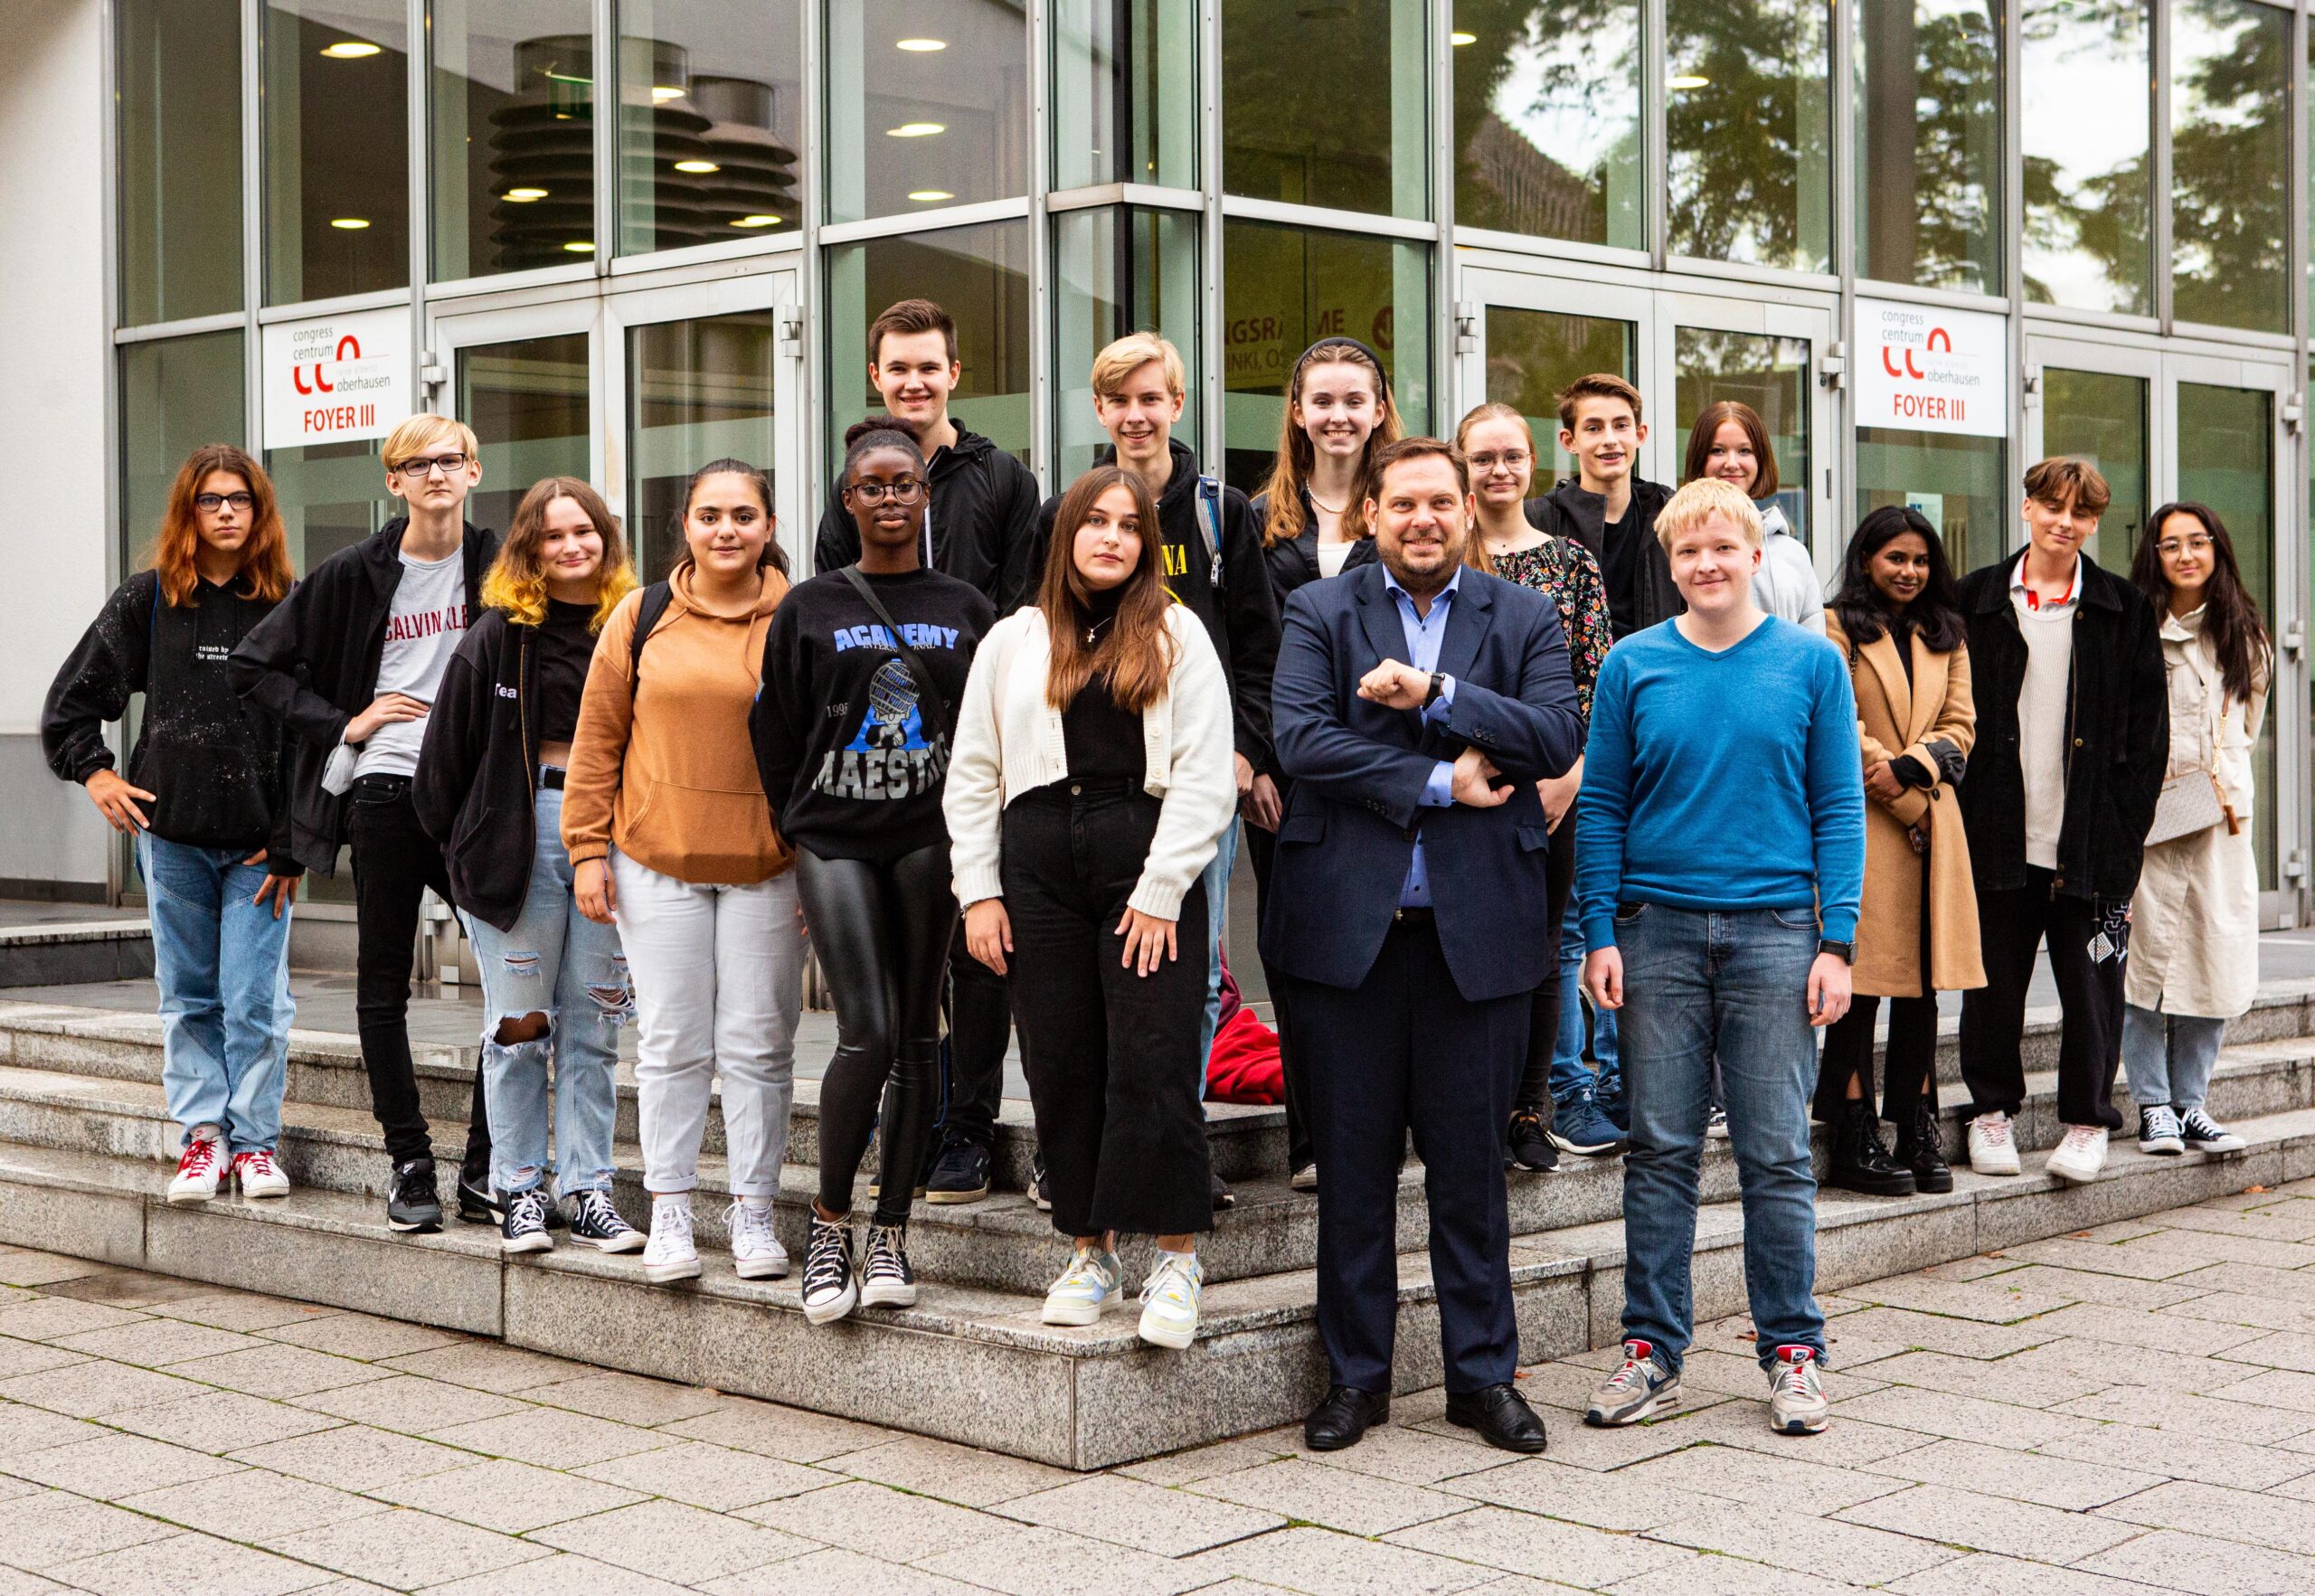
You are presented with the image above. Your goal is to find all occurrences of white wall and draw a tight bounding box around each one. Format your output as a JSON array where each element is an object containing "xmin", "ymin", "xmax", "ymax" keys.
[{"xmin": 0, "ymin": 0, "xmax": 115, "ymax": 892}]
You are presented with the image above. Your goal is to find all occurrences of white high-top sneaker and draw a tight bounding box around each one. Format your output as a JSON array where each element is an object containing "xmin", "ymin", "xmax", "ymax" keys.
[{"xmin": 642, "ymin": 1196, "xmax": 702, "ymax": 1283}]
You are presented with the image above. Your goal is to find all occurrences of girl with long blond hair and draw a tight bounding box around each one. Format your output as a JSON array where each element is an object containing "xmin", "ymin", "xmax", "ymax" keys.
[
  {"xmin": 42, "ymin": 444, "xmax": 302, "ymax": 1204},
  {"xmin": 414, "ymin": 477, "xmax": 642, "ymax": 1255}
]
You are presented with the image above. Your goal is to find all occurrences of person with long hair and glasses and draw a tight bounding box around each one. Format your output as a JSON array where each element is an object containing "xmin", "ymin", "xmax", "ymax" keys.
[
  {"xmin": 1455, "ymin": 403, "xmax": 1615, "ymax": 1170},
  {"xmin": 562, "ymin": 459, "xmax": 801, "ymax": 1285},
  {"xmin": 1247, "ymin": 338, "xmax": 1397, "ymax": 1190},
  {"xmin": 44, "ymin": 445, "xmax": 300, "ymax": 1204},
  {"xmin": 414, "ymin": 477, "xmax": 643, "ymax": 1256},
  {"xmin": 752, "ymin": 420, "xmax": 995, "ymax": 1322},
  {"xmin": 2122, "ymin": 503, "xmax": 2271, "ymax": 1157},
  {"xmin": 1815, "ymin": 508, "xmax": 1983, "ymax": 1196},
  {"xmin": 1684, "ymin": 400, "xmax": 1824, "ymax": 635},
  {"xmin": 946, "ymin": 465, "xmax": 1236, "ymax": 1349}
]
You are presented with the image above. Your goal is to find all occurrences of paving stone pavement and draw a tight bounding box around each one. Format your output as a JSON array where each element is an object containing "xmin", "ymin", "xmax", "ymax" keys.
[{"xmin": 14, "ymin": 1186, "xmax": 2315, "ymax": 1593}]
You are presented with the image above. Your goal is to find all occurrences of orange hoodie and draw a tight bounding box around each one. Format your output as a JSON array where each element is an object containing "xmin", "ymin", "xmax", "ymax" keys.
[{"xmin": 562, "ymin": 562, "xmax": 793, "ymax": 885}]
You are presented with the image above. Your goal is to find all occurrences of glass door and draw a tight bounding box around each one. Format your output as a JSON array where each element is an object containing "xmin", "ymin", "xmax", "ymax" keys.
[
  {"xmin": 1457, "ymin": 269, "xmax": 1657, "ymax": 487},
  {"xmin": 430, "ymin": 298, "xmax": 603, "ymax": 537},
  {"xmin": 2023, "ymin": 335, "xmax": 2160, "ymax": 574}
]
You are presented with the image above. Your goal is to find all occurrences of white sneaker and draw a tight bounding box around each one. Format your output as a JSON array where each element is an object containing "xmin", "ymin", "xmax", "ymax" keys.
[
  {"xmin": 725, "ymin": 1198, "xmax": 789, "ymax": 1280},
  {"xmin": 1137, "ymin": 1250, "xmax": 1203, "ymax": 1350},
  {"xmin": 1041, "ymin": 1246, "xmax": 1124, "ymax": 1326},
  {"xmin": 232, "ymin": 1148, "xmax": 289, "ymax": 1200},
  {"xmin": 1290, "ymin": 1166, "xmax": 1319, "ymax": 1193},
  {"xmin": 2046, "ymin": 1124, "xmax": 2110, "ymax": 1185},
  {"xmin": 1967, "ymin": 1111, "xmax": 2021, "ymax": 1176},
  {"xmin": 643, "ymin": 1198, "xmax": 702, "ymax": 1283},
  {"xmin": 166, "ymin": 1130, "xmax": 225, "ymax": 1204},
  {"xmin": 1766, "ymin": 1346, "xmax": 1829, "ymax": 1435}
]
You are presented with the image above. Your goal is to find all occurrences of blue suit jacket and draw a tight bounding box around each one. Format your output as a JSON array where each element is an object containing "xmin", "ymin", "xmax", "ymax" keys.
[{"xmin": 1260, "ymin": 559, "xmax": 1583, "ymax": 1002}]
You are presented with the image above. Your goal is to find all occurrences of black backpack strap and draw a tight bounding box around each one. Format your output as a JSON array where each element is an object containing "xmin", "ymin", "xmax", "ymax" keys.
[
  {"xmin": 837, "ymin": 566, "xmax": 952, "ymax": 735},
  {"xmin": 628, "ymin": 581, "xmax": 673, "ymax": 684}
]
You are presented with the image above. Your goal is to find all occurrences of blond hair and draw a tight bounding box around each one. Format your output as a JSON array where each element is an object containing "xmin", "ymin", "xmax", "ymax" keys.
[
  {"xmin": 383, "ymin": 413, "xmax": 481, "ymax": 472},
  {"xmin": 481, "ymin": 477, "xmax": 638, "ymax": 632},
  {"xmin": 1091, "ymin": 332, "xmax": 1186, "ymax": 401},
  {"xmin": 1655, "ymin": 477, "xmax": 1762, "ymax": 551}
]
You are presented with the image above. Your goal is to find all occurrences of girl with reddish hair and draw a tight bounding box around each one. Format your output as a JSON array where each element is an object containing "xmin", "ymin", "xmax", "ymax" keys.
[{"xmin": 41, "ymin": 444, "xmax": 302, "ymax": 1204}]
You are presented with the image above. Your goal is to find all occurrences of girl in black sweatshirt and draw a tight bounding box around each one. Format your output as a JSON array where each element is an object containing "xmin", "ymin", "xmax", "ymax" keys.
[
  {"xmin": 751, "ymin": 419, "xmax": 994, "ymax": 1324},
  {"xmin": 42, "ymin": 445, "xmax": 300, "ymax": 1204}
]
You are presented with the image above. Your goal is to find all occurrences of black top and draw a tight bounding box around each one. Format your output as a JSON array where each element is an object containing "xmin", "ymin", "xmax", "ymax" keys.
[
  {"xmin": 811, "ymin": 417, "xmax": 1044, "ymax": 613},
  {"xmin": 414, "ymin": 609, "xmax": 552, "ymax": 933},
  {"xmin": 1526, "ymin": 477, "xmax": 1679, "ymax": 638},
  {"xmin": 1597, "ymin": 502, "xmax": 1643, "ymax": 637},
  {"xmin": 751, "ymin": 565, "xmax": 996, "ymax": 863},
  {"xmin": 1061, "ymin": 678, "xmax": 1148, "ymax": 789},
  {"xmin": 43, "ymin": 571, "xmax": 300, "ymax": 870},
  {"xmin": 536, "ymin": 599, "xmax": 593, "ymax": 747}
]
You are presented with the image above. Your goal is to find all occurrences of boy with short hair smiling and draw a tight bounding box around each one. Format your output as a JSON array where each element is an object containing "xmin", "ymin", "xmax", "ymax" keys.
[{"xmin": 1529, "ymin": 373, "xmax": 1680, "ymax": 638}]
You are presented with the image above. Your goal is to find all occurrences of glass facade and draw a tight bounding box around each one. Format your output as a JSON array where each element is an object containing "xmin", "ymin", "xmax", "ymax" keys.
[
  {"xmin": 1666, "ymin": 0, "xmax": 1833, "ymax": 273},
  {"xmin": 628, "ymin": 313, "xmax": 781, "ymax": 578},
  {"xmin": 1053, "ymin": 0, "xmax": 1197, "ymax": 192},
  {"xmin": 2169, "ymin": 0, "xmax": 2291, "ymax": 333},
  {"xmin": 1223, "ymin": 0, "xmax": 1429, "ymax": 220},
  {"xmin": 1854, "ymin": 0, "xmax": 2000, "ymax": 294},
  {"xmin": 1054, "ymin": 208, "xmax": 1202, "ymax": 480},
  {"xmin": 620, "ymin": 2, "xmax": 806, "ymax": 251},
  {"xmin": 2022, "ymin": 0, "xmax": 2152, "ymax": 315},
  {"xmin": 264, "ymin": 0, "xmax": 411, "ymax": 304},
  {"xmin": 118, "ymin": 0, "xmax": 242, "ymax": 325},
  {"xmin": 430, "ymin": 1, "xmax": 596, "ymax": 278},
  {"xmin": 1453, "ymin": 1, "xmax": 1645, "ymax": 251},
  {"xmin": 826, "ymin": 0, "xmax": 1025, "ymax": 225}
]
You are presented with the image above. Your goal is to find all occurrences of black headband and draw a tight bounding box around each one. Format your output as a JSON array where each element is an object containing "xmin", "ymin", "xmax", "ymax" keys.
[{"xmin": 1291, "ymin": 336, "xmax": 1389, "ymax": 386}]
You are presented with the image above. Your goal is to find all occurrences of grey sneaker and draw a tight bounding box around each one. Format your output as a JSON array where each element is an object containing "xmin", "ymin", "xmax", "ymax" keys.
[
  {"xmin": 2137, "ymin": 1104, "xmax": 2185, "ymax": 1155},
  {"xmin": 1584, "ymin": 1340, "xmax": 1680, "ymax": 1427},
  {"xmin": 1767, "ymin": 1346, "xmax": 1829, "ymax": 1435}
]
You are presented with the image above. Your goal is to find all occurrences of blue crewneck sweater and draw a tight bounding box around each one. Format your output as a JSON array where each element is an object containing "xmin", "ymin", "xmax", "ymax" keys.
[{"xmin": 1574, "ymin": 615, "xmax": 1865, "ymax": 949}]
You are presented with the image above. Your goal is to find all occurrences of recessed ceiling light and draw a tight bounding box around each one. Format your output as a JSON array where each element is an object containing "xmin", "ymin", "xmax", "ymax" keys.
[
  {"xmin": 673, "ymin": 159, "xmax": 720, "ymax": 174},
  {"xmin": 319, "ymin": 40, "xmax": 380, "ymax": 59},
  {"xmin": 563, "ymin": 240, "xmax": 596, "ymax": 252},
  {"xmin": 329, "ymin": 216, "xmax": 370, "ymax": 229},
  {"xmin": 908, "ymin": 190, "xmax": 955, "ymax": 203},
  {"xmin": 1668, "ymin": 73, "xmax": 1709, "ymax": 89},
  {"xmin": 896, "ymin": 37, "xmax": 946, "ymax": 51},
  {"xmin": 731, "ymin": 214, "xmax": 781, "ymax": 228},
  {"xmin": 1450, "ymin": 31, "xmax": 1477, "ymax": 45},
  {"xmin": 885, "ymin": 122, "xmax": 945, "ymax": 138},
  {"xmin": 650, "ymin": 84, "xmax": 685, "ymax": 103},
  {"xmin": 503, "ymin": 187, "xmax": 549, "ymax": 202}
]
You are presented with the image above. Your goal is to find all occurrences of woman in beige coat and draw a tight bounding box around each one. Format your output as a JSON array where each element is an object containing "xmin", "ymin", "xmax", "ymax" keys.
[
  {"xmin": 2123, "ymin": 503, "xmax": 2271, "ymax": 1157},
  {"xmin": 1816, "ymin": 507, "xmax": 1986, "ymax": 1195}
]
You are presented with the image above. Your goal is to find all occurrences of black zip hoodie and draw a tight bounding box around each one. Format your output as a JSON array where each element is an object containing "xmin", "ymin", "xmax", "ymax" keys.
[
  {"xmin": 229, "ymin": 516, "xmax": 500, "ymax": 874},
  {"xmin": 1030, "ymin": 439, "xmax": 1282, "ymax": 771},
  {"xmin": 411, "ymin": 607, "xmax": 557, "ymax": 932},
  {"xmin": 1526, "ymin": 476, "xmax": 1680, "ymax": 638},
  {"xmin": 812, "ymin": 416, "xmax": 1044, "ymax": 612},
  {"xmin": 1250, "ymin": 486, "xmax": 1382, "ymax": 608},
  {"xmin": 43, "ymin": 571, "xmax": 300, "ymax": 872}
]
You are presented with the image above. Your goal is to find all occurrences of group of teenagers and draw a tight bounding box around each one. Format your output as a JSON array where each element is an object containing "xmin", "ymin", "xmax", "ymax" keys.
[{"xmin": 43, "ymin": 292, "xmax": 2270, "ymax": 1459}]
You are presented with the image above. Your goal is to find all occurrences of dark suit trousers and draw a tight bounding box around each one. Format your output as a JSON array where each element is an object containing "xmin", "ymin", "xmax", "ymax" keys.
[
  {"xmin": 1288, "ymin": 915, "xmax": 1526, "ymax": 1395},
  {"xmin": 1243, "ymin": 802, "xmax": 1314, "ymax": 1174}
]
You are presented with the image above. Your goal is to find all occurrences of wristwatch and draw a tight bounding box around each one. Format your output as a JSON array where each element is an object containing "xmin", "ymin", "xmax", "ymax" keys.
[
  {"xmin": 1818, "ymin": 939, "xmax": 1856, "ymax": 964},
  {"xmin": 1422, "ymin": 671, "xmax": 1446, "ymax": 708}
]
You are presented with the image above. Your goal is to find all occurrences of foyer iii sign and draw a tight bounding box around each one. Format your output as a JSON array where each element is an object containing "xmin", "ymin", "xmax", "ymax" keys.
[
  {"xmin": 262, "ymin": 307, "xmax": 413, "ymax": 449},
  {"xmin": 1854, "ymin": 297, "xmax": 2007, "ymax": 439}
]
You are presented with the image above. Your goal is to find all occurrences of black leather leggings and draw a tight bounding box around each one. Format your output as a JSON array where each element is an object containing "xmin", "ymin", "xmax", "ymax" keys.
[{"xmin": 796, "ymin": 843, "xmax": 959, "ymax": 1226}]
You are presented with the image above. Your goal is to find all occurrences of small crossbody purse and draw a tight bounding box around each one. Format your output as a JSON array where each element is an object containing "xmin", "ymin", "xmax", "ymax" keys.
[{"xmin": 2146, "ymin": 694, "xmax": 2238, "ymax": 846}]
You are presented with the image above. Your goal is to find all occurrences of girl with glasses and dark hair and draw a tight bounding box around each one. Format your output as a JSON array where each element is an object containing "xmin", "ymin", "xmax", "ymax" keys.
[
  {"xmin": 2121, "ymin": 503, "xmax": 2272, "ymax": 1157},
  {"xmin": 1815, "ymin": 505, "xmax": 1983, "ymax": 1195},
  {"xmin": 751, "ymin": 418, "xmax": 996, "ymax": 1322},
  {"xmin": 43, "ymin": 444, "xmax": 301, "ymax": 1205}
]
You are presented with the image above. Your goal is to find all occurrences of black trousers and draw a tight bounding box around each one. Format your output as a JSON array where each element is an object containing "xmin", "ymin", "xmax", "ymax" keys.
[
  {"xmin": 346, "ymin": 778, "xmax": 491, "ymax": 1178},
  {"xmin": 1960, "ymin": 865, "xmax": 2126, "ymax": 1131},
  {"xmin": 1816, "ymin": 855, "xmax": 1938, "ymax": 1121},
  {"xmin": 1003, "ymin": 786, "xmax": 1213, "ymax": 1239},
  {"xmin": 797, "ymin": 844, "xmax": 957, "ymax": 1227},
  {"xmin": 1244, "ymin": 803, "xmax": 1314, "ymax": 1173},
  {"xmin": 1290, "ymin": 914, "xmax": 1526, "ymax": 1396},
  {"xmin": 1515, "ymin": 815, "xmax": 1575, "ymax": 1114},
  {"xmin": 940, "ymin": 940, "xmax": 1012, "ymax": 1147}
]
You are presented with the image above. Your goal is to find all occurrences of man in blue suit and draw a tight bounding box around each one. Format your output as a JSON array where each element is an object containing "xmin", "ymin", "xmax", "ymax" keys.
[{"xmin": 1262, "ymin": 436, "xmax": 1584, "ymax": 1454}]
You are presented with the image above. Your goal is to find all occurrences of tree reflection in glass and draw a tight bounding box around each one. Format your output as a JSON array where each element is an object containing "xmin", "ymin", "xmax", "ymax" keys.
[
  {"xmin": 1452, "ymin": 1, "xmax": 1644, "ymax": 250},
  {"xmin": 1854, "ymin": 0, "xmax": 2000, "ymax": 295},
  {"xmin": 2022, "ymin": 0, "xmax": 2150, "ymax": 314},
  {"xmin": 1665, "ymin": 0, "xmax": 1832, "ymax": 272},
  {"xmin": 2169, "ymin": 0, "xmax": 2291, "ymax": 333}
]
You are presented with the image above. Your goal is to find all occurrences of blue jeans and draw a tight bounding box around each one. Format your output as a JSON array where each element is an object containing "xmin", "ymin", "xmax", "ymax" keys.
[
  {"xmin": 2121, "ymin": 1005, "xmax": 2226, "ymax": 1116},
  {"xmin": 1196, "ymin": 819, "xmax": 1242, "ymax": 1074},
  {"xmin": 137, "ymin": 834, "xmax": 295, "ymax": 1155},
  {"xmin": 1616, "ymin": 902, "xmax": 1825, "ymax": 1372},
  {"xmin": 1551, "ymin": 917, "xmax": 1619, "ymax": 1100},
  {"xmin": 464, "ymin": 788, "xmax": 628, "ymax": 1198}
]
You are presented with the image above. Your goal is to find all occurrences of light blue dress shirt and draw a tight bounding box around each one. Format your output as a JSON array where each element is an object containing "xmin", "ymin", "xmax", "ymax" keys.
[{"xmin": 1382, "ymin": 565, "xmax": 1462, "ymax": 909}]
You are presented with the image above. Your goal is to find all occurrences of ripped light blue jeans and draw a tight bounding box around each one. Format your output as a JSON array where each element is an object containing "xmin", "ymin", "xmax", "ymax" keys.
[{"xmin": 464, "ymin": 786, "xmax": 628, "ymax": 1198}]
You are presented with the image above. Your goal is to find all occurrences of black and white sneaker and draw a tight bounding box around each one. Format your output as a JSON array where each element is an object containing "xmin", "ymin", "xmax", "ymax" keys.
[
  {"xmin": 2181, "ymin": 1107, "xmax": 2248, "ymax": 1154},
  {"xmin": 860, "ymin": 1223, "xmax": 919, "ymax": 1308},
  {"xmin": 2138, "ymin": 1104, "xmax": 2185, "ymax": 1155},
  {"xmin": 1031, "ymin": 1153, "xmax": 1053, "ymax": 1213},
  {"xmin": 387, "ymin": 1158, "xmax": 444, "ymax": 1234},
  {"xmin": 801, "ymin": 1214, "xmax": 859, "ymax": 1325},
  {"xmin": 567, "ymin": 1189, "xmax": 645, "ymax": 1252},
  {"xmin": 457, "ymin": 1172, "xmax": 502, "ymax": 1226},
  {"xmin": 500, "ymin": 1188, "xmax": 553, "ymax": 1254}
]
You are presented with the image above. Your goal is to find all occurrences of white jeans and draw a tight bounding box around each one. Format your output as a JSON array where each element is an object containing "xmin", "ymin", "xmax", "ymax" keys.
[{"xmin": 612, "ymin": 850, "xmax": 803, "ymax": 1198}]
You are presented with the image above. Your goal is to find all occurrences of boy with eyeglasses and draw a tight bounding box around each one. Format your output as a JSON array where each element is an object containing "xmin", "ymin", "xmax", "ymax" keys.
[{"xmin": 232, "ymin": 415, "xmax": 500, "ymax": 1235}]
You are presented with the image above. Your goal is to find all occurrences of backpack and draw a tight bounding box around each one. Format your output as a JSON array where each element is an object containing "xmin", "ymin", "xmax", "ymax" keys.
[
  {"xmin": 628, "ymin": 581, "xmax": 674, "ymax": 682},
  {"xmin": 1193, "ymin": 475, "xmax": 1225, "ymax": 591}
]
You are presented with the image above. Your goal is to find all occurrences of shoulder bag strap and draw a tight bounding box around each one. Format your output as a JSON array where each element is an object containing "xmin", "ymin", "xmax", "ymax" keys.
[
  {"xmin": 837, "ymin": 566, "xmax": 953, "ymax": 734},
  {"xmin": 628, "ymin": 581, "xmax": 673, "ymax": 684}
]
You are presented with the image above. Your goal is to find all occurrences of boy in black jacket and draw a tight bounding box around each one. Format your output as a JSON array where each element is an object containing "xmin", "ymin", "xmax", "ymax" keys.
[
  {"xmin": 1526, "ymin": 373, "xmax": 1680, "ymax": 639},
  {"xmin": 230, "ymin": 415, "xmax": 500, "ymax": 1236},
  {"xmin": 810, "ymin": 299, "xmax": 1041, "ymax": 1204}
]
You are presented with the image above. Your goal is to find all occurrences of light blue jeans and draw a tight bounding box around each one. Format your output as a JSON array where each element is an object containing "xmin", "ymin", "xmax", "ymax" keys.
[
  {"xmin": 1616, "ymin": 902, "xmax": 1825, "ymax": 1372},
  {"xmin": 137, "ymin": 833, "xmax": 295, "ymax": 1154},
  {"xmin": 1197, "ymin": 818, "xmax": 1242, "ymax": 1073},
  {"xmin": 1551, "ymin": 917, "xmax": 1620, "ymax": 1101},
  {"xmin": 464, "ymin": 788, "xmax": 628, "ymax": 1198},
  {"xmin": 2121, "ymin": 1004, "xmax": 2227, "ymax": 1116}
]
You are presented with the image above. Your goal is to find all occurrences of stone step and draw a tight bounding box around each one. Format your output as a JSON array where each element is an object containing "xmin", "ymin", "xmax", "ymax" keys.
[
  {"xmin": 3, "ymin": 1033, "xmax": 2309, "ymax": 1296},
  {"xmin": 0, "ymin": 921, "xmax": 154, "ymax": 988},
  {"xmin": 2, "ymin": 1104, "xmax": 2308, "ymax": 1469}
]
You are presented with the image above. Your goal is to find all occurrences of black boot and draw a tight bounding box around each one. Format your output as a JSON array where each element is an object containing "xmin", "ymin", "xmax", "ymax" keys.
[
  {"xmin": 1895, "ymin": 1100, "xmax": 1954, "ymax": 1194},
  {"xmin": 1828, "ymin": 1100, "xmax": 1915, "ymax": 1196}
]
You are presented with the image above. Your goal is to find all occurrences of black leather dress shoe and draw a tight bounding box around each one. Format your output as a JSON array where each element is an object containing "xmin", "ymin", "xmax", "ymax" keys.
[
  {"xmin": 1303, "ymin": 1385, "xmax": 1390, "ymax": 1451},
  {"xmin": 1445, "ymin": 1383, "xmax": 1548, "ymax": 1453}
]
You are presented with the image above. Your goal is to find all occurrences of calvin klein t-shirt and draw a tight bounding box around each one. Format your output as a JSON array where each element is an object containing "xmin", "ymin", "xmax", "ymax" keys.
[{"xmin": 355, "ymin": 549, "xmax": 469, "ymax": 780}]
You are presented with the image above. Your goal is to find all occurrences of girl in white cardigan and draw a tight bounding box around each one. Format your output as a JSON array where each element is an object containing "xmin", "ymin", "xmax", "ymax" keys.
[{"xmin": 946, "ymin": 464, "xmax": 1237, "ymax": 1350}]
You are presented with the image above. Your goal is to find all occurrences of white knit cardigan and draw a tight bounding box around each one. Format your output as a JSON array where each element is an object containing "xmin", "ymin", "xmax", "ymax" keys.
[{"xmin": 944, "ymin": 603, "xmax": 1237, "ymax": 920}]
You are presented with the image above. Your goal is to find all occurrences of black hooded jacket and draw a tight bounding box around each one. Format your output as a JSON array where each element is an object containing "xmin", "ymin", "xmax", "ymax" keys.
[
  {"xmin": 411, "ymin": 608, "xmax": 558, "ymax": 933},
  {"xmin": 229, "ymin": 517, "xmax": 500, "ymax": 874},
  {"xmin": 1526, "ymin": 476, "xmax": 1680, "ymax": 638},
  {"xmin": 43, "ymin": 571, "xmax": 300, "ymax": 872},
  {"xmin": 1250, "ymin": 486, "xmax": 1382, "ymax": 610},
  {"xmin": 812, "ymin": 416, "xmax": 1043, "ymax": 612}
]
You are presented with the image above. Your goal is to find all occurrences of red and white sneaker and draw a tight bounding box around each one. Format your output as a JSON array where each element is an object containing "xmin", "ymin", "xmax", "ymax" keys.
[
  {"xmin": 233, "ymin": 1148, "xmax": 290, "ymax": 1200},
  {"xmin": 166, "ymin": 1132, "xmax": 225, "ymax": 1204}
]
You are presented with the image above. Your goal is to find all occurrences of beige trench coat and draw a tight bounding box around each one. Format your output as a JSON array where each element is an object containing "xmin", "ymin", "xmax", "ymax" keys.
[{"xmin": 2126, "ymin": 609, "xmax": 2267, "ymax": 1019}]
